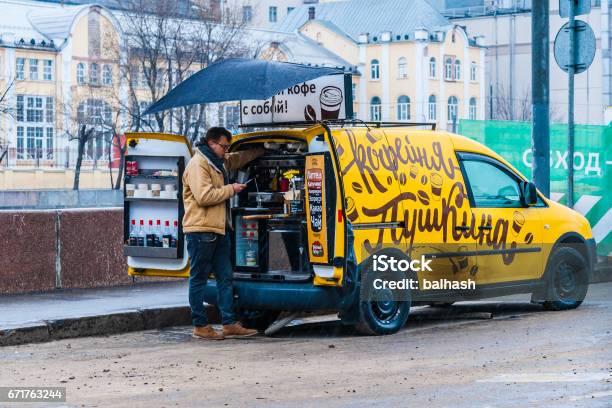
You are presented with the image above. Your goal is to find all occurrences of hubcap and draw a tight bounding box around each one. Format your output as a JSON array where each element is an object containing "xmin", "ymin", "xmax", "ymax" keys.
[
  {"xmin": 555, "ymin": 261, "xmax": 579, "ymax": 301},
  {"xmin": 370, "ymin": 289, "xmax": 401, "ymax": 323}
]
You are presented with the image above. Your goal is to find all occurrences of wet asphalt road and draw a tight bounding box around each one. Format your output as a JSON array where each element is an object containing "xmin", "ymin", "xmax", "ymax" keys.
[{"xmin": 0, "ymin": 282, "xmax": 611, "ymax": 408}]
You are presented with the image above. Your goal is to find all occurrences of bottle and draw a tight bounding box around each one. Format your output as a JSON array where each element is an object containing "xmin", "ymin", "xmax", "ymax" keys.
[
  {"xmin": 146, "ymin": 219, "xmax": 155, "ymax": 247},
  {"xmin": 156, "ymin": 219, "xmax": 163, "ymax": 247},
  {"xmin": 128, "ymin": 219, "xmax": 137, "ymax": 246},
  {"xmin": 162, "ymin": 220, "xmax": 172, "ymax": 248},
  {"xmin": 137, "ymin": 219, "xmax": 146, "ymax": 247},
  {"xmin": 171, "ymin": 220, "xmax": 178, "ymax": 248}
]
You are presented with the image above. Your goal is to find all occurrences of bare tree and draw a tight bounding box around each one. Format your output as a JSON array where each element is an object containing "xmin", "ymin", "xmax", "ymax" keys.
[
  {"xmin": 70, "ymin": 125, "xmax": 96, "ymax": 190},
  {"xmin": 0, "ymin": 80, "xmax": 14, "ymax": 165},
  {"xmin": 492, "ymin": 84, "xmax": 562, "ymax": 122},
  {"xmin": 115, "ymin": 0, "xmax": 252, "ymax": 140}
]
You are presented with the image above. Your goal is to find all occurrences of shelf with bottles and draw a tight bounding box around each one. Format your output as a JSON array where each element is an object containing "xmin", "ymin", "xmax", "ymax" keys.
[
  {"xmin": 123, "ymin": 155, "xmax": 185, "ymax": 260},
  {"xmin": 124, "ymin": 219, "xmax": 181, "ymax": 259}
]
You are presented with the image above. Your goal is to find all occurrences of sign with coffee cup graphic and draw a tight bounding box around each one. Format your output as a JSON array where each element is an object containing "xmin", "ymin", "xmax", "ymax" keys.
[{"xmin": 240, "ymin": 74, "xmax": 350, "ymax": 125}]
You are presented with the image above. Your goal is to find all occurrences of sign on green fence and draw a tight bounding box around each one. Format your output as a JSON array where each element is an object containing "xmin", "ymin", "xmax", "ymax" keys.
[{"xmin": 459, "ymin": 119, "xmax": 611, "ymax": 257}]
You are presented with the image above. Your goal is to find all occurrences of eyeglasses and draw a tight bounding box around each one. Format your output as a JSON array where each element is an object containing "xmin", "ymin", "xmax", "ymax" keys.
[{"xmin": 213, "ymin": 141, "xmax": 231, "ymax": 151}]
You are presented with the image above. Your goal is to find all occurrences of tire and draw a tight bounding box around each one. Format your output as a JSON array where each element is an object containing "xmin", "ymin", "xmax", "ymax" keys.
[
  {"xmin": 354, "ymin": 269, "xmax": 412, "ymax": 335},
  {"xmin": 239, "ymin": 310, "xmax": 280, "ymax": 331},
  {"xmin": 542, "ymin": 246, "xmax": 589, "ymax": 311}
]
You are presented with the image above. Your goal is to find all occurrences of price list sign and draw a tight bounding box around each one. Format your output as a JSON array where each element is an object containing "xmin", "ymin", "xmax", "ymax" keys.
[{"xmin": 305, "ymin": 155, "xmax": 328, "ymax": 263}]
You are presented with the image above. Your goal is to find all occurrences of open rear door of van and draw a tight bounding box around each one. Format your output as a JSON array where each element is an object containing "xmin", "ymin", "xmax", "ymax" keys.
[
  {"xmin": 123, "ymin": 132, "xmax": 193, "ymax": 278},
  {"xmin": 303, "ymin": 126, "xmax": 346, "ymax": 287}
]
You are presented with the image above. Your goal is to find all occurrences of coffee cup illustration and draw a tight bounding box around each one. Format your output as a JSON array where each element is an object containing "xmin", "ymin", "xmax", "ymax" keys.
[
  {"xmin": 320, "ymin": 86, "xmax": 343, "ymax": 120},
  {"xmin": 345, "ymin": 196, "xmax": 359, "ymax": 222},
  {"xmin": 409, "ymin": 165, "xmax": 419, "ymax": 179},
  {"xmin": 430, "ymin": 173, "xmax": 443, "ymax": 200},
  {"xmin": 512, "ymin": 211, "xmax": 525, "ymax": 236}
]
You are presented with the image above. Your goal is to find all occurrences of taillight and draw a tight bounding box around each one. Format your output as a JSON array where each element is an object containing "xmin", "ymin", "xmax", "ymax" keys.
[{"xmin": 337, "ymin": 209, "xmax": 343, "ymax": 223}]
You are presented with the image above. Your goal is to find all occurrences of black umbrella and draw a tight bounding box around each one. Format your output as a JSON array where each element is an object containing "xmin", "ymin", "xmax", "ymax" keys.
[{"xmin": 143, "ymin": 58, "xmax": 343, "ymax": 116}]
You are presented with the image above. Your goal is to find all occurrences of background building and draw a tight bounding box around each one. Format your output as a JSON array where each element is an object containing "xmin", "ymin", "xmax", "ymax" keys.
[
  {"xmin": 447, "ymin": 0, "xmax": 610, "ymax": 125},
  {"xmin": 272, "ymin": 0, "xmax": 486, "ymax": 129}
]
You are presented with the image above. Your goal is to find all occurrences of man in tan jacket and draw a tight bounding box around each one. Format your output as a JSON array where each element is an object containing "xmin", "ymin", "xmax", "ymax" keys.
[{"xmin": 183, "ymin": 127, "xmax": 264, "ymax": 340}]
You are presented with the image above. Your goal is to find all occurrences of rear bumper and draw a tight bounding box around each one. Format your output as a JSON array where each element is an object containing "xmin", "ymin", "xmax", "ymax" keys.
[{"xmin": 202, "ymin": 279, "xmax": 345, "ymax": 311}]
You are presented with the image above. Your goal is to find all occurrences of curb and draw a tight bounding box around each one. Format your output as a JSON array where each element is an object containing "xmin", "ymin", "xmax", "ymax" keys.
[{"xmin": 0, "ymin": 305, "xmax": 220, "ymax": 347}]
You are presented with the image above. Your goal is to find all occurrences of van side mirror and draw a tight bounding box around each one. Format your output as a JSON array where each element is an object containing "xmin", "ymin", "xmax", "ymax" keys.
[{"xmin": 521, "ymin": 181, "xmax": 538, "ymax": 206}]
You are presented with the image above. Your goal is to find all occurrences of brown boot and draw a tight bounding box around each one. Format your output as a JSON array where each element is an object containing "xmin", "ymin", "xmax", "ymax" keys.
[
  {"xmin": 192, "ymin": 325, "xmax": 224, "ymax": 340},
  {"xmin": 223, "ymin": 322, "xmax": 258, "ymax": 338}
]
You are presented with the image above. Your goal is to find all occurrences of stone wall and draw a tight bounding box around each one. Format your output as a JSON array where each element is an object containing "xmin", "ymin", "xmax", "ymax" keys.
[{"xmin": 0, "ymin": 209, "xmax": 178, "ymax": 295}]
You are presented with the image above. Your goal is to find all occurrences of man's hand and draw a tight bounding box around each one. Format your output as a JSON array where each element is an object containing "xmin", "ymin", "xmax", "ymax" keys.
[{"xmin": 232, "ymin": 183, "xmax": 247, "ymax": 194}]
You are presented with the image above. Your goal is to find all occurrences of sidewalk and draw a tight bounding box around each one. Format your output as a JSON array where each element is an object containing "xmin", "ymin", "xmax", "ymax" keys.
[{"xmin": 0, "ymin": 281, "xmax": 214, "ymax": 347}]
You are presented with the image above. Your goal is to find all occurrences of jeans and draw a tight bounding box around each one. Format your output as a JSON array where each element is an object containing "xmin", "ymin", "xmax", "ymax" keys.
[{"xmin": 186, "ymin": 232, "xmax": 236, "ymax": 326}]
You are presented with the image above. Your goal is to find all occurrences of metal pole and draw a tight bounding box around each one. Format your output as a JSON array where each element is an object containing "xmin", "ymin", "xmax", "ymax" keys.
[
  {"xmin": 531, "ymin": 0, "xmax": 550, "ymax": 197},
  {"xmin": 567, "ymin": 0, "xmax": 576, "ymax": 207}
]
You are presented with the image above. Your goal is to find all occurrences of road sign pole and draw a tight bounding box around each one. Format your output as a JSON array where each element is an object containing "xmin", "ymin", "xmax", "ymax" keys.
[
  {"xmin": 532, "ymin": 0, "xmax": 550, "ymax": 197},
  {"xmin": 568, "ymin": 0, "xmax": 576, "ymax": 207}
]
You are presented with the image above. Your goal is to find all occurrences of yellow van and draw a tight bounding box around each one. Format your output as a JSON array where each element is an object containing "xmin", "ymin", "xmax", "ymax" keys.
[{"xmin": 123, "ymin": 123, "xmax": 596, "ymax": 335}]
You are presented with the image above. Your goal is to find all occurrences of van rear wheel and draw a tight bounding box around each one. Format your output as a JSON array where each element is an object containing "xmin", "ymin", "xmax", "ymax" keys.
[
  {"xmin": 354, "ymin": 269, "xmax": 412, "ymax": 335},
  {"xmin": 542, "ymin": 246, "xmax": 589, "ymax": 311},
  {"xmin": 354, "ymin": 299, "xmax": 411, "ymax": 335}
]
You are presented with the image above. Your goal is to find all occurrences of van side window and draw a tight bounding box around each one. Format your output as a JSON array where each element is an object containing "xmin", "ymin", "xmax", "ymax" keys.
[{"xmin": 462, "ymin": 160, "xmax": 522, "ymax": 208}]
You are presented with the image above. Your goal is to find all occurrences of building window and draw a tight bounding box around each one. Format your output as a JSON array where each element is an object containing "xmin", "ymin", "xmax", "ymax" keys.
[
  {"xmin": 444, "ymin": 57, "xmax": 453, "ymax": 80},
  {"xmin": 26, "ymin": 127, "xmax": 44, "ymax": 160},
  {"xmin": 46, "ymin": 97, "xmax": 54, "ymax": 123},
  {"xmin": 16, "ymin": 58, "xmax": 25, "ymax": 80},
  {"xmin": 130, "ymin": 68, "xmax": 139, "ymax": 88},
  {"xmin": 103, "ymin": 64, "xmax": 112, "ymax": 85},
  {"xmin": 428, "ymin": 94, "xmax": 436, "ymax": 121},
  {"xmin": 16, "ymin": 95, "xmax": 24, "ymax": 122},
  {"xmin": 43, "ymin": 60, "xmax": 53, "ymax": 81},
  {"xmin": 469, "ymin": 97, "xmax": 477, "ymax": 120},
  {"xmin": 77, "ymin": 63, "xmax": 86, "ymax": 84},
  {"xmin": 46, "ymin": 128, "xmax": 54, "ymax": 159},
  {"xmin": 243, "ymin": 5, "xmax": 252, "ymax": 23},
  {"xmin": 138, "ymin": 101, "xmax": 158, "ymax": 131},
  {"xmin": 470, "ymin": 62, "xmax": 477, "ymax": 81},
  {"xmin": 90, "ymin": 63, "xmax": 99, "ymax": 84},
  {"xmin": 16, "ymin": 95, "xmax": 55, "ymax": 160},
  {"xmin": 447, "ymin": 96, "xmax": 458, "ymax": 127},
  {"xmin": 269, "ymin": 6, "xmax": 277, "ymax": 22},
  {"xmin": 29, "ymin": 59, "xmax": 39, "ymax": 80},
  {"xmin": 26, "ymin": 96, "xmax": 44, "ymax": 122},
  {"xmin": 370, "ymin": 59, "xmax": 380, "ymax": 80},
  {"xmin": 397, "ymin": 95, "xmax": 410, "ymax": 121},
  {"xmin": 370, "ymin": 96, "xmax": 381, "ymax": 121},
  {"xmin": 77, "ymin": 99, "xmax": 112, "ymax": 161},
  {"xmin": 454, "ymin": 59, "xmax": 461, "ymax": 80},
  {"xmin": 219, "ymin": 104, "xmax": 241, "ymax": 132},
  {"xmin": 17, "ymin": 126, "xmax": 24, "ymax": 159},
  {"xmin": 351, "ymin": 83, "xmax": 356, "ymax": 101},
  {"xmin": 429, "ymin": 57, "xmax": 436, "ymax": 78},
  {"xmin": 140, "ymin": 68, "xmax": 148, "ymax": 88},
  {"xmin": 398, "ymin": 57, "xmax": 408, "ymax": 78},
  {"xmin": 287, "ymin": 7, "xmax": 295, "ymax": 14}
]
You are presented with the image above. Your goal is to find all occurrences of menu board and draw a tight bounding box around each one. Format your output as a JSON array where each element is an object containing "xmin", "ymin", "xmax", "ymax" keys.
[{"xmin": 305, "ymin": 154, "xmax": 328, "ymax": 263}]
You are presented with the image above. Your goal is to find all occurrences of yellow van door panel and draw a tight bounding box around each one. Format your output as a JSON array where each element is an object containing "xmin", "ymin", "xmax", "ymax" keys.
[
  {"xmin": 381, "ymin": 130, "xmax": 477, "ymax": 285},
  {"xmin": 458, "ymin": 154, "xmax": 543, "ymax": 284},
  {"xmin": 332, "ymin": 128, "xmax": 406, "ymax": 264},
  {"xmin": 470, "ymin": 208, "xmax": 543, "ymax": 284}
]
